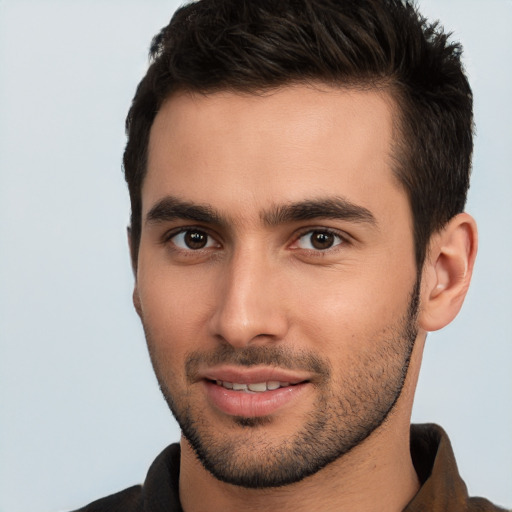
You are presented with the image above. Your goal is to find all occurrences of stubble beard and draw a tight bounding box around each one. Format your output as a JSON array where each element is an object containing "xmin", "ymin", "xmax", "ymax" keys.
[{"xmin": 145, "ymin": 279, "xmax": 420, "ymax": 489}]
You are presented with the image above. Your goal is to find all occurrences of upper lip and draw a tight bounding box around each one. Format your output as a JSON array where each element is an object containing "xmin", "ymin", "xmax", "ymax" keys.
[{"xmin": 198, "ymin": 366, "xmax": 313, "ymax": 385}]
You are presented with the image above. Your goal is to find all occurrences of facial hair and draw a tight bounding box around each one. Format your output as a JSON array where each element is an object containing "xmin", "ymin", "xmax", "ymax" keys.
[{"xmin": 145, "ymin": 278, "xmax": 420, "ymax": 489}]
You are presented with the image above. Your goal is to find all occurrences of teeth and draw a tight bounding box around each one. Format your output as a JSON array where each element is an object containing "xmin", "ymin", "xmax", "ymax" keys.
[
  {"xmin": 216, "ymin": 380, "xmax": 293, "ymax": 392},
  {"xmin": 248, "ymin": 382, "xmax": 267, "ymax": 392}
]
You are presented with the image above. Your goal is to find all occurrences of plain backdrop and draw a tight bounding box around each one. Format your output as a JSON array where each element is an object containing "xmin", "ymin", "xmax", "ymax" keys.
[{"xmin": 0, "ymin": 1, "xmax": 511, "ymax": 511}]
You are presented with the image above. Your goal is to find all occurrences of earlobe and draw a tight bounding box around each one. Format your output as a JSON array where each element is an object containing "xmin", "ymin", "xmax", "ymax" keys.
[
  {"xmin": 419, "ymin": 213, "xmax": 478, "ymax": 332},
  {"xmin": 133, "ymin": 287, "xmax": 143, "ymax": 318}
]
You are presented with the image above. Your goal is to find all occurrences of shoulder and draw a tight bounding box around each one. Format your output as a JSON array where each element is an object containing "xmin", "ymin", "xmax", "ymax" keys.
[
  {"xmin": 69, "ymin": 443, "xmax": 182, "ymax": 512},
  {"xmin": 70, "ymin": 485, "xmax": 142, "ymax": 512},
  {"xmin": 408, "ymin": 424, "xmax": 509, "ymax": 512},
  {"xmin": 466, "ymin": 497, "xmax": 510, "ymax": 512}
]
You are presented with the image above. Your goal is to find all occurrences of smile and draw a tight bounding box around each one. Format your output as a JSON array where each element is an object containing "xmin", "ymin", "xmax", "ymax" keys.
[
  {"xmin": 204, "ymin": 378, "xmax": 309, "ymax": 417},
  {"xmin": 214, "ymin": 380, "xmax": 292, "ymax": 392}
]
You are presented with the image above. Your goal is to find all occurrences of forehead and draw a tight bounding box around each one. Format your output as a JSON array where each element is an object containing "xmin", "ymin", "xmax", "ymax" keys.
[{"xmin": 144, "ymin": 84, "xmax": 405, "ymax": 224}]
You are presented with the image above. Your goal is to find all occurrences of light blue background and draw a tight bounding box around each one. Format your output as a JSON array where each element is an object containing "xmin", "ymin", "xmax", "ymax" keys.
[{"xmin": 1, "ymin": 1, "xmax": 511, "ymax": 511}]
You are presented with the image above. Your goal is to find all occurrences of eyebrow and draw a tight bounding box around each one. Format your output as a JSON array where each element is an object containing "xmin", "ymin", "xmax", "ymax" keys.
[
  {"xmin": 146, "ymin": 197, "xmax": 224, "ymax": 226},
  {"xmin": 262, "ymin": 197, "xmax": 377, "ymax": 227},
  {"xmin": 145, "ymin": 195, "xmax": 376, "ymax": 228}
]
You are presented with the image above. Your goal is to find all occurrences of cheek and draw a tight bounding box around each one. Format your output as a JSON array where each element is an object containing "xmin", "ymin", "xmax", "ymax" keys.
[
  {"xmin": 136, "ymin": 267, "xmax": 217, "ymax": 361},
  {"xmin": 289, "ymin": 261, "xmax": 415, "ymax": 353}
]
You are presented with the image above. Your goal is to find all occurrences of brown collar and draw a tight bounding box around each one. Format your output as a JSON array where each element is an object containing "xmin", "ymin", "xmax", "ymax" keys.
[{"xmin": 405, "ymin": 424, "xmax": 506, "ymax": 511}]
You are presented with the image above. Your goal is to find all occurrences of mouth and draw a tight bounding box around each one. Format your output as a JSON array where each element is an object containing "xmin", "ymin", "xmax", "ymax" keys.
[
  {"xmin": 209, "ymin": 379, "xmax": 301, "ymax": 393},
  {"xmin": 200, "ymin": 369, "xmax": 311, "ymax": 418},
  {"xmin": 199, "ymin": 365, "xmax": 312, "ymax": 386}
]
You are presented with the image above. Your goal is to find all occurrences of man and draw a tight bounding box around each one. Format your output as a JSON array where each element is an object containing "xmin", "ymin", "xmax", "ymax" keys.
[{"xmin": 75, "ymin": 0, "xmax": 505, "ymax": 510}]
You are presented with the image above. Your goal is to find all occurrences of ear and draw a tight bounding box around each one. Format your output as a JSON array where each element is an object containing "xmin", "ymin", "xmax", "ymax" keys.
[
  {"xmin": 127, "ymin": 226, "xmax": 138, "ymax": 277},
  {"xmin": 127, "ymin": 226, "xmax": 143, "ymax": 318},
  {"xmin": 418, "ymin": 213, "xmax": 478, "ymax": 332},
  {"xmin": 132, "ymin": 286, "xmax": 143, "ymax": 318}
]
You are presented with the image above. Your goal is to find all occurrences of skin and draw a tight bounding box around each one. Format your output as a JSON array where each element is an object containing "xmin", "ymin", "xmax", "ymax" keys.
[{"xmin": 132, "ymin": 85, "xmax": 477, "ymax": 512}]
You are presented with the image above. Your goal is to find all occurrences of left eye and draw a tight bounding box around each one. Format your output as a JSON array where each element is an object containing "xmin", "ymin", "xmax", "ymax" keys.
[
  {"xmin": 170, "ymin": 229, "xmax": 218, "ymax": 250},
  {"xmin": 295, "ymin": 230, "xmax": 343, "ymax": 251}
]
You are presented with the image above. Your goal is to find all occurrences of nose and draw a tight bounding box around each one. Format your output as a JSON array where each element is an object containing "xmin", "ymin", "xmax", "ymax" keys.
[{"xmin": 208, "ymin": 248, "xmax": 289, "ymax": 348}]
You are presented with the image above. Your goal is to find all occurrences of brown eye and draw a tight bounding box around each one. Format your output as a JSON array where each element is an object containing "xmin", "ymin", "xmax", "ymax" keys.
[
  {"xmin": 311, "ymin": 232, "xmax": 335, "ymax": 249},
  {"xmin": 185, "ymin": 230, "xmax": 208, "ymax": 249},
  {"xmin": 296, "ymin": 230, "xmax": 343, "ymax": 251},
  {"xmin": 171, "ymin": 229, "xmax": 218, "ymax": 250}
]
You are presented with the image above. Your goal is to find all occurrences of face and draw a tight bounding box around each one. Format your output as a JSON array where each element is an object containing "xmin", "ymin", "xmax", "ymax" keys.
[{"xmin": 134, "ymin": 85, "xmax": 419, "ymax": 488}]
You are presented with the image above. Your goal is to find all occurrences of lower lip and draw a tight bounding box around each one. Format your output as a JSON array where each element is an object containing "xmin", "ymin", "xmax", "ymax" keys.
[{"xmin": 204, "ymin": 380, "xmax": 309, "ymax": 418}]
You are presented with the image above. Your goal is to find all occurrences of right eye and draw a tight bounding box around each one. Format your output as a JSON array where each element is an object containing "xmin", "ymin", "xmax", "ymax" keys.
[
  {"xmin": 294, "ymin": 230, "xmax": 344, "ymax": 251},
  {"xmin": 169, "ymin": 229, "xmax": 219, "ymax": 251}
]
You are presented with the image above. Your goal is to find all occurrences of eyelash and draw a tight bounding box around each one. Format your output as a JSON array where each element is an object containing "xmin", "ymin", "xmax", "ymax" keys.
[
  {"xmin": 163, "ymin": 227, "xmax": 219, "ymax": 252},
  {"xmin": 291, "ymin": 227, "xmax": 348, "ymax": 253},
  {"xmin": 162, "ymin": 226, "xmax": 349, "ymax": 255}
]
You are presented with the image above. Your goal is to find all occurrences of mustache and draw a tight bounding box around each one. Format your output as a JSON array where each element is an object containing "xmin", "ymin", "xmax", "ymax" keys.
[{"xmin": 185, "ymin": 344, "xmax": 331, "ymax": 382}]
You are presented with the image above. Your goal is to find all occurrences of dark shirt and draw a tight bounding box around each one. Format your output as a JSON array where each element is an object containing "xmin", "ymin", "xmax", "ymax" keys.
[{"xmin": 73, "ymin": 424, "xmax": 507, "ymax": 511}]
